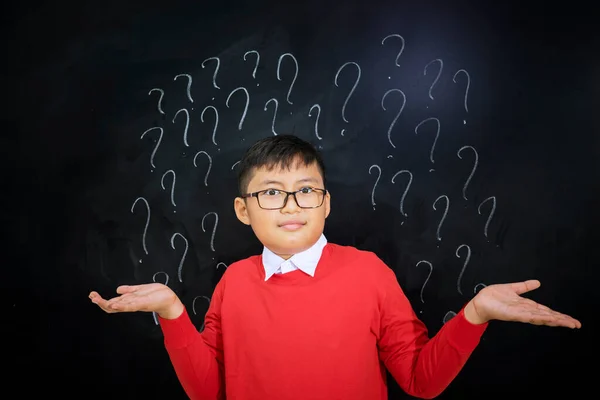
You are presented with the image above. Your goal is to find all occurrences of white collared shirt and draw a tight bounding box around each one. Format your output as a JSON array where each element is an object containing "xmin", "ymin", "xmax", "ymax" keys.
[{"xmin": 262, "ymin": 234, "xmax": 328, "ymax": 281}]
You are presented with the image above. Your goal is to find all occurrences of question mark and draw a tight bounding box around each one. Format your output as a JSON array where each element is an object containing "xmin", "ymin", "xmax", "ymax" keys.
[
  {"xmin": 202, "ymin": 212, "xmax": 219, "ymax": 252},
  {"xmin": 308, "ymin": 104, "xmax": 322, "ymax": 140},
  {"xmin": 193, "ymin": 295, "xmax": 211, "ymax": 331},
  {"xmin": 148, "ymin": 88, "xmax": 165, "ymax": 115},
  {"xmin": 478, "ymin": 196, "xmax": 496, "ymax": 239},
  {"xmin": 443, "ymin": 311, "xmax": 457, "ymax": 324},
  {"xmin": 416, "ymin": 260, "xmax": 433, "ymax": 304},
  {"xmin": 170, "ymin": 232, "xmax": 188, "ymax": 283},
  {"xmin": 391, "ymin": 170, "xmax": 412, "ymax": 223},
  {"xmin": 277, "ymin": 53, "xmax": 298, "ymax": 104},
  {"xmin": 202, "ymin": 56, "xmax": 221, "ymax": 89},
  {"xmin": 456, "ymin": 243, "xmax": 471, "ymax": 295},
  {"xmin": 453, "ymin": 69, "xmax": 470, "ymax": 124},
  {"xmin": 381, "ymin": 34, "xmax": 405, "ymax": 67},
  {"xmin": 174, "ymin": 74, "xmax": 193, "ymax": 103},
  {"xmin": 130, "ymin": 197, "xmax": 151, "ymax": 263},
  {"xmin": 243, "ymin": 50, "xmax": 260, "ymax": 83},
  {"xmin": 334, "ymin": 61, "xmax": 362, "ymax": 134},
  {"xmin": 161, "ymin": 170, "xmax": 177, "ymax": 213},
  {"xmin": 368, "ymin": 165, "xmax": 381, "ymax": 210},
  {"xmin": 216, "ymin": 262, "xmax": 228, "ymax": 271},
  {"xmin": 264, "ymin": 98, "xmax": 279, "ymax": 136},
  {"xmin": 231, "ymin": 160, "xmax": 241, "ymax": 171},
  {"xmin": 173, "ymin": 108, "xmax": 190, "ymax": 147},
  {"xmin": 424, "ymin": 58, "xmax": 443, "ymax": 100},
  {"xmin": 226, "ymin": 87, "xmax": 249, "ymax": 131},
  {"xmin": 474, "ymin": 283, "xmax": 487, "ymax": 294},
  {"xmin": 432, "ymin": 195, "xmax": 449, "ymax": 241},
  {"xmin": 414, "ymin": 117, "xmax": 441, "ymax": 171},
  {"xmin": 152, "ymin": 271, "xmax": 170, "ymax": 325},
  {"xmin": 457, "ymin": 145, "xmax": 479, "ymax": 201},
  {"xmin": 140, "ymin": 127, "xmax": 163, "ymax": 171},
  {"xmin": 193, "ymin": 151, "xmax": 212, "ymax": 188},
  {"xmin": 200, "ymin": 105, "xmax": 219, "ymax": 147},
  {"xmin": 381, "ymin": 88, "xmax": 406, "ymax": 149}
]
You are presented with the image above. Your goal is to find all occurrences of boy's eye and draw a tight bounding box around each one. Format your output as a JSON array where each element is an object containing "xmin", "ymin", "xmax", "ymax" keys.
[
  {"xmin": 299, "ymin": 187, "xmax": 313, "ymax": 194},
  {"xmin": 264, "ymin": 189, "xmax": 280, "ymax": 196}
]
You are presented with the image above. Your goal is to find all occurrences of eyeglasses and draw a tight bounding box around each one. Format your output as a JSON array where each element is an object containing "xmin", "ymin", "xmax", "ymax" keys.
[{"xmin": 241, "ymin": 187, "xmax": 327, "ymax": 210}]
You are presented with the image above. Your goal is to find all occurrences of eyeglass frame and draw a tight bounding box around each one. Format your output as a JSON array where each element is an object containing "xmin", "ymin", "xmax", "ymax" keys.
[{"xmin": 240, "ymin": 187, "xmax": 328, "ymax": 210}]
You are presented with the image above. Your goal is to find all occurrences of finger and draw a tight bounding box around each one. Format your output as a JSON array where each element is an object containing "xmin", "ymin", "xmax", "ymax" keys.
[
  {"xmin": 116, "ymin": 285, "xmax": 140, "ymax": 294},
  {"xmin": 515, "ymin": 308, "xmax": 581, "ymax": 329},
  {"xmin": 510, "ymin": 279, "xmax": 541, "ymax": 295}
]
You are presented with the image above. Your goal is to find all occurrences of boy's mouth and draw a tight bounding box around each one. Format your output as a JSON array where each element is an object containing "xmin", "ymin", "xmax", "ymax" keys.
[{"xmin": 278, "ymin": 220, "xmax": 306, "ymax": 231}]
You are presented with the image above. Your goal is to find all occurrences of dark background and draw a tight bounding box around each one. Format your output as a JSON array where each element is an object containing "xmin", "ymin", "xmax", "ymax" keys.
[{"xmin": 5, "ymin": 0, "xmax": 598, "ymax": 398}]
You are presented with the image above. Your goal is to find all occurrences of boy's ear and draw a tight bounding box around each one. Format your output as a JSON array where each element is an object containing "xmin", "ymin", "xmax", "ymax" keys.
[
  {"xmin": 324, "ymin": 190, "xmax": 331, "ymax": 219},
  {"xmin": 234, "ymin": 197, "xmax": 251, "ymax": 225}
]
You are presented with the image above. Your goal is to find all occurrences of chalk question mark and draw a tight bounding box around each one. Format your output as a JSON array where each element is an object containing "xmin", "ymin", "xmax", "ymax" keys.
[
  {"xmin": 381, "ymin": 34, "xmax": 405, "ymax": 67},
  {"xmin": 415, "ymin": 117, "xmax": 441, "ymax": 172},
  {"xmin": 391, "ymin": 169, "xmax": 412, "ymax": 223},
  {"xmin": 308, "ymin": 104, "xmax": 322, "ymax": 140},
  {"xmin": 148, "ymin": 88, "xmax": 165, "ymax": 115},
  {"xmin": 152, "ymin": 271, "xmax": 170, "ymax": 325},
  {"xmin": 161, "ymin": 170, "xmax": 177, "ymax": 213},
  {"xmin": 443, "ymin": 311, "xmax": 457, "ymax": 324},
  {"xmin": 477, "ymin": 196, "xmax": 496, "ymax": 239},
  {"xmin": 432, "ymin": 194, "xmax": 449, "ymax": 241},
  {"xmin": 368, "ymin": 164, "xmax": 382, "ymax": 210},
  {"xmin": 264, "ymin": 98, "xmax": 279, "ymax": 136},
  {"xmin": 455, "ymin": 243, "xmax": 471, "ymax": 295},
  {"xmin": 334, "ymin": 61, "xmax": 362, "ymax": 135},
  {"xmin": 174, "ymin": 74, "xmax": 193, "ymax": 103},
  {"xmin": 202, "ymin": 56, "xmax": 221, "ymax": 89},
  {"xmin": 243, "ymin": 50, "xmax": 260, "ymax": 83},
  {"xmin": 457, "ymin": 145, "xmax": 479, "ymax": 201},
  {"xmin": 474, "ymin": 283, "xmax": 487, "ymax": 294},
  {"xmin": 200, "ymin": 105, "xmax": 219, "ymax": 147},
  {"xmin": 277, "ymin": 53, "xmax": 298, "ymax": 104},
  {"xmin": 140, "ymin": 127, "xmax": 163, "ymax": 171},
  {"xmin": 226, "ymin": 87, "xmax": 249, "ymax": 132},
  {"xmin": 193, "ymin": 150, "xmax": 212, "ymax": 188},
  {"xmin": 453, "ymin": 69, "xmax": 470, "ymax": 124},
  {"xmin": 424, "ymin": 58, "xmax": 443, "ymax": 100},
  {"xmin": 216, "ymin": 262, "xmax": 228, "ymax": 271},
  {"xmin": 202, "ymin": 212, "xmax": 219, "ymax": 252},
  {"xmin": 130, "ymin": 196, "xmax": 151, "ymax": 263},
  {"xmin": 170, "ymin": 232, "xmax": 188, "ymax": 282},
  {"xmin": 381, "ymin": 88, "xmax": 406, "ymax": 149},
  {"xmin": 193, "ymin": 295, "xmax": 211, "ymax": 332},
  {"xmin": 173, "ymin": 108, "xmax": 191, "ymax": 147},
  {"xmin": 416, "ymin": 260, "xmax": 433, "ymax": 304}
]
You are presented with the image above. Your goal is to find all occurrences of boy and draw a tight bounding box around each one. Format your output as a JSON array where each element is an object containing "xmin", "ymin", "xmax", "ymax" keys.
[{"xmin": 90, "ymin": 134, "xmax": 580, "ymax": 400}]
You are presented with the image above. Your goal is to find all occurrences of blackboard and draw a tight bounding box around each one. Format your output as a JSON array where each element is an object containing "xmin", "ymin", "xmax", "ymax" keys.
[{"xmin": 6, "ymin": 0, "xmax": 598, "ymax": 398}]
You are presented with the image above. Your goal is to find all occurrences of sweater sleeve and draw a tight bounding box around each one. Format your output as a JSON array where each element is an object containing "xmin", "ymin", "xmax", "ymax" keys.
[
  {"xmin": 158, "ymin": 279, "xmax": 225, "ymax": 400},
  {"xmin": 376, "ymin": 261, "xmax": 488, "ymax": 399}
]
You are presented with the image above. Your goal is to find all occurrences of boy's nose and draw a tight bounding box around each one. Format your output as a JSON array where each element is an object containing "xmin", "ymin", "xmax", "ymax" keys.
[{"xmin": 281, "ymin": 193, "xmax": 301, "ymax": 212}]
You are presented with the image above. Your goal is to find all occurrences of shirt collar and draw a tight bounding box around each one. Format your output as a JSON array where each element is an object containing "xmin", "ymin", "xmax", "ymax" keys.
[{"xmin": 262, "ymin": 234, "xmax": 328, "ymax": 281}]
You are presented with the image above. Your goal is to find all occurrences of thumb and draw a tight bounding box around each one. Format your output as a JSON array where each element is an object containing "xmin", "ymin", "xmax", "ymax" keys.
[{"xmin": 511, "ymin": 279, "xmax": 541, "ymax": 295}]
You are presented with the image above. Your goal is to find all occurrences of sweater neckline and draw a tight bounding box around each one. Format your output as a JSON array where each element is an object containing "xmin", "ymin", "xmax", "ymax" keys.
[{"xmin": 256, "ymin": 243, "xmax": 334, "ymax": 285}]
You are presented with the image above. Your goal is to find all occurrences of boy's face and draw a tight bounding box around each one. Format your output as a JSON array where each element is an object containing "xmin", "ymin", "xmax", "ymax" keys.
[{"xmin": 234, "ymin": 159, "xmax": 330, "ymax": 259}]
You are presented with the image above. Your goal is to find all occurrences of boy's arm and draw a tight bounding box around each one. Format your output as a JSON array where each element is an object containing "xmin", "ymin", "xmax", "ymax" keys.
[
  {"xmin": 376, "ymin": 262, "xmax": 487, "ymax": 399},
  {"xmin": 158, "ymin": 280, "xmax": 225, "ymax": 400}
]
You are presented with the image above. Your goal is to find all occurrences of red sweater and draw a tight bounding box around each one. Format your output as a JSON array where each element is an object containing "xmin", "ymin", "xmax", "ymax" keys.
[{"xmin": 159, "ymin": 243, "xmax": 488, "ymax": 400}]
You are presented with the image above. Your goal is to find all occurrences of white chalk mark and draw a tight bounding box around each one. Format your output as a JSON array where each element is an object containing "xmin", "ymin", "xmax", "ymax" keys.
[
  {"xmin": 341, "ymin": 128, "xmax": 345, "ymax": 136},
  {"xmin": 202, "ymin": 57, "xmax": 221, "ymax": 89},
  {"xmin": 415, "ymin": 117, "xmax": 441, "ymax": 164},
  {"xmin": 368, "ymin": 165, "xmax": 382, "ymax": 207},
  {"xmin": 457, "ymin": 145, "xmax": 479, "ymax": 200},
  {"xmin": 200, "ymin": 105, "xmax": 219, "ymax": 146},
  {"xmin": 391, "ymin": 170, "xmax": 412, "ymax": 217},
  {"xmin": 334, "ymin": 61, "xmax": 361, "ymax": 123},
  {"xmin": 443, "ymin": 311, "xmax": 457, "ymax": 324},
  {"xmin": 478, "ymin": 196, "xmax": 496, "ymax": 238},
  {"xmin": 453, "ymin": 69, "xmax": 470, "ymax": 112},
  {"xmin": 193, "ymin": 150, "xmax": 212, "ymax": 187},
  {"xmin": 226, "ymin": 87, "xmax": 249, "ymax": 130},
  {"xmin": 381, "ymin": 89, "xmax": 406, "ymax": 149},
  {"xmin": 193, "ymin": 295, "xmax": 211, "ymax": 331},
  {"xmin": 474, "ymin": 283, "xmax": 487, "ymax": 294},
  {"xmin": 381, "ymin": 34, "xmax": 405, "ymax": 67},
  {"xmin": 231, "ymin": 160, "xmax": 240, "ymax": 170},
  {"xmin": 416, "ymin": 260, "xmax": 433, "ymax": 303},
  {"xmin": 277, "ymin": 53, "xmax": 298, "ymax": 104},
  {"xmin": 216, "ymin": 262, "xmax": 228, "ymax": 270},
  {"xmin": 130, "ymin": 197, "xmax": 150, "ymax": 256},
  {"xmin": 161, "ymin": 170, "xmax": 177, "ymax": 208},
  {"xmin": 424, "ymin": 58, "xmax": 443, "ymax": 100},
  {"xmin": 174, "ymin": 74, "xmax": 193, "ymax": 103},
  {"xmin": 173, "ymin": 108, "xmax": 190, "ymax": 147},
  {"xmin": 170, "ymin": 233, "xmax": 188, "ymax": 283},
  {"xmin": 202, "ymin": 212, "xmax": 219, "ymax": 252},
  {"xmin": 148, "ymin": 88, "xmax": 165, "ymax": 114},
  {"xmin": 140, "ymin": 127, "xmax": 163, "ymax": 169},
  {"xmin": 243, "ymin": 50, "xmax": 260, "ymax": 79},
  {"xmin": 455, "ymin": 244, "xmax": 471, "ymax": 295},
  {"xmin": 308, "ymin": 104, "xmax": 322, "ymax": 140},
  {"xmin": 433, "ymin": 195, "xmax": 449, "ymax": 241},
  {"xmin": 264, "ymin": 98, "xmax": 279, "ymax": 136},
  {"xmin": 151, "ymin": 271, "xmax": 170, "ymax": 325}
]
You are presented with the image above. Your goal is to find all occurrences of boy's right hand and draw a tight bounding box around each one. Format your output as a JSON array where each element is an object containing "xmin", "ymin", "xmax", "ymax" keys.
[{"xmin": 89, "ymin": 283, "xmax": 184, "ymax": 320}]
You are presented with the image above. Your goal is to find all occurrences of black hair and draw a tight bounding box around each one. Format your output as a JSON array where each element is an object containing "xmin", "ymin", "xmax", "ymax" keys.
[{"xmin": 237, "ymin": 134, "xmax": 327, "ymax": 195}]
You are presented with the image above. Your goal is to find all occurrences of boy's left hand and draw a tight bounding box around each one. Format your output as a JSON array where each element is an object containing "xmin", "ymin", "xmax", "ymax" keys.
[{"xmin": 463, "ymin": 279, "xmax": 581, "ymax": 329}]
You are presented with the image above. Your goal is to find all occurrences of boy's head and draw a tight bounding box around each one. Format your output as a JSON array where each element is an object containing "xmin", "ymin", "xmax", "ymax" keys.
[{"xmin": 234, "ymin": 134, "xmax": 330, "ymax": 259}]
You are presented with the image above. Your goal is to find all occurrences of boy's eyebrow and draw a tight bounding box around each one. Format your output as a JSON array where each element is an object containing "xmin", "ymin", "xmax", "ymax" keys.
[{"xmin": 258, "ymin": 177, "xmax": 321, "ymax": 186}]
